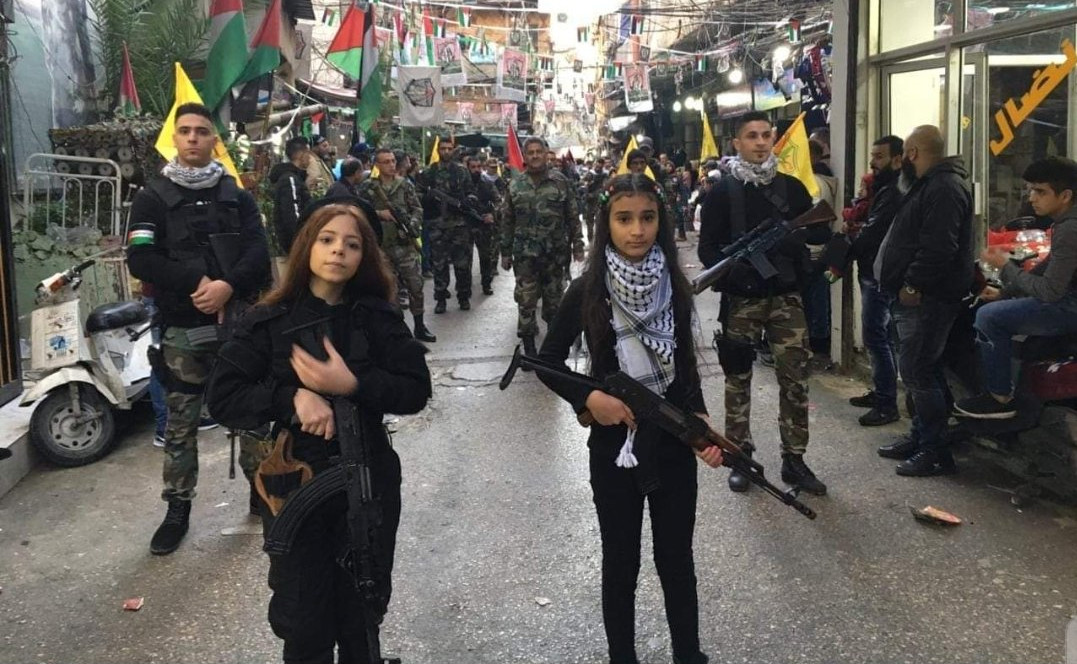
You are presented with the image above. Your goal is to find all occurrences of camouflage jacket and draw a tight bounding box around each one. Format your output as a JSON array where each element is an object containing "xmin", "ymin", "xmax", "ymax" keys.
[
  {"xmin": 472, "ymin": 174, "xmax": 501, "ymax": 216},
  {"xmin": 357, "ymin": 176, "xmax": 423, "ymax": 249},
  {"xmin": 419, "ymin": 161, "xmax": 474, "ymax": 228},
  {"xmin": 500, "ymin": 169, "xmax": 582, "ymax": 261}
]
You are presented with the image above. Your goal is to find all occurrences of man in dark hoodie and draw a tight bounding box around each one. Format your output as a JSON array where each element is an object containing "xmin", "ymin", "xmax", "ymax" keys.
[
  {"xmin": 955, "ymin": 157, "xmax": 1077, "ymax": 419},
  {"xmin": 847, "ymin": 135, "xmax": 905, "ymax": 427},
  {"xmin": 270, "ymin": 137, "xmax": 312, "ymax": 254},
  {"xmin": 876, "ymin": 125, "xmax": 974, "ymax": 476}
]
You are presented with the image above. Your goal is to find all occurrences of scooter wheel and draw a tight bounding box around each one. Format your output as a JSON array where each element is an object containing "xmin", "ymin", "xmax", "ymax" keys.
[{"xmin": 29, "ymin": 385, "xmax": 117, "ymax": 467}]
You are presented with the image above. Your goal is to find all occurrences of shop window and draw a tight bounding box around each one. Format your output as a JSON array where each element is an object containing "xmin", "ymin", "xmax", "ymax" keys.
[
  {"xmin": 968, "ymin": 27, "xmax": 1077, "ymax": 228},
  {"xmin": 879, "ymin": 0, "xmax": 954, "ymax": 52},
  {"xmin": 966, "ymin": 2, "xmax": 1077, "ymax": 32}
]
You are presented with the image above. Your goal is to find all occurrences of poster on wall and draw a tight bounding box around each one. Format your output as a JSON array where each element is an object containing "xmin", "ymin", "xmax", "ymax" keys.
[
  {"xmin": 496, "ymin": 49, "xmax": 528, "ymax": 102},
  {"xmin": 396, "ymin": 66, "xmax": 444, "ymax": 127},
  {"xmin": 500, "ymin": 103, "xmax": 518, "ymax": 127},
  {"xmin": 433, "ymin": 36, "xmax": 467, "ymax": 87},
  {"xmin": 623, "ymin": 63, "xmax": 653, "ymax": 113}
]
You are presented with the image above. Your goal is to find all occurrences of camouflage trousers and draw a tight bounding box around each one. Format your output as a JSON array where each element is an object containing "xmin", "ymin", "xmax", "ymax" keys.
[
  {"xmin": 385, "ymin": 243, "xmax": 425, "ymax": 315},
  {"xmin": 722, "ymin": 293, "xmax": 810, "ymax": 454},
  {"xmin": 161, "ymin": 327, "xmax": 268, "ymax": 502},
  {"xmin": 471, "ymin": 221, "xmax": 499, "ymax": 287},
  {"xmin": 513, "ymin": 253, "xmax": 565, "ymax": 338},
  {"xmin": 429, "ymin": 222, "xmax": 473, "ymax": 301}
]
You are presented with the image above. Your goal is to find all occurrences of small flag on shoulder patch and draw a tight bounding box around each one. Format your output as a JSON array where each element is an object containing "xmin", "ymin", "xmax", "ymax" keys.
[{"xmin": 127, "ymin": 229, "xmax": 154, "ymax": 246}]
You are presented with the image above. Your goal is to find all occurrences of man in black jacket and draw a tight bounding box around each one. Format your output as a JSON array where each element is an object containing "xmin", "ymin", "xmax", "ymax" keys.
[
  {"xmin": 698, "ymin": 110, "xmax": 826, "ymax": 496},
  {"xmin": 126, "ymin": 103, "xmax": 271, "ymax": 554},
  {"xmin": 270, "ymin": 137, "xmax": 312, "ymax": 254},
  {"xmin": 876, "ymin": 125, "xmax": 974, "ymax": 476},
  {"xmin": 847, "ymin": 135, "xmax": 905, "ymax": 427}
]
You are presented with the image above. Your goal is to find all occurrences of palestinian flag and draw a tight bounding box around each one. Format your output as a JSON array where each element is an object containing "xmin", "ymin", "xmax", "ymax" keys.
[
  {"xmin": 457, "ymin": 8, "xmax": 470, "ymax": 27},
  {"xmin": 630, "ymin": 15, "xmax": 644, "ymax": 35},
  {"xmin": 321, "ymin": 8, "xmax": 337, "ymax": 26},
  {"xmin": 577, "ymin": 26, "xmax": 589, "ymax": 43},
  {"xmin": 506, "ymin": 123, "xmax": 524, "ymax": 172},
  {"xmin": 327, "ymin": 3, "xmax": 365, "ymax": 77},
  {"xmin": 422, "ymin": 12, "xmax": 436, "ymax": 65},
  {"xmin": 118, "ymin": 41, "xmax": 141, "ymax": 115},
  {"xmin": 235, "ymin": 0, "xmax": 281, "ymax": 85},
  {"xmin": 696, "ymin": 55, "xmax": 708, "ymax": 72},
  {"xmin": 788, "ymin": 19, "xmax": 802, "ymax": 44},
  {"xmin": 201, "ymin": 0, "xmax": 248, "ymax": 112},
  {"xmin": 355, "ymin": 3, "xmax": 382, "ymax": 134}
]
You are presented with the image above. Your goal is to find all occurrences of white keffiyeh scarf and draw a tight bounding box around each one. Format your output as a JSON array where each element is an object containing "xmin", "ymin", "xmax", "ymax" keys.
[
  {"xmin": 729, "ymin": 154, "xmax": 778, "ymax": 187},
  {"xmin": 605, "ymin": 244, "xmax": 677, "ymax": 468},
  {"xmin": 161, "ymin": 159, "xmax": 225, "ymax": 190}
]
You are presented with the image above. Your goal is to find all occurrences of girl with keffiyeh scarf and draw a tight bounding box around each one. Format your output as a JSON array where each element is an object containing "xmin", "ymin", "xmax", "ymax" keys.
[{"xmin": 536, "ymin": 174, "xmax": 722, "ymax": 664}]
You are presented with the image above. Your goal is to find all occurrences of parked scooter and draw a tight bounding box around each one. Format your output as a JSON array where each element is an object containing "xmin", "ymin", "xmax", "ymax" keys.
[
  {"xmin": 20, "ymin": 249, "xmax": 153, "ymax": 466},
  {"xmin": 943, "ymin": 219, "xmax": 1077, "ymax": 504}
]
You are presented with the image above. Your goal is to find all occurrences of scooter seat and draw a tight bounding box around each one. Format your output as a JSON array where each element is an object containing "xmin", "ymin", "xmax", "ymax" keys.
[
  {"xmin": 1016, "ymin": 333, "xmax": 1077, "ymax": 362},
  {"xmin": 85, "ymin": 301, "xmax": 149, "ymax": 334}
]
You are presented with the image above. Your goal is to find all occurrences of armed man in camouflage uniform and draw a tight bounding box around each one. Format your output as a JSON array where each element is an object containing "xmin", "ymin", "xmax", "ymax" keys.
[
  {"xmin": 500, "ymin": 136, "xmax": 584, "ymax": 356},
  {"xmin": 420, "ymin": 136, "xmax": 477, "ymax": 312},
  {"xmin": 126, "ymin": 103, "xmax": 272, "ymax": 555},
  {"xmin": 697, "ymin": 110, "xmax": 827, "ymax": 497},
  {"xmin": 467, "ymin": 155, "xmax": 501, "ymax": 295},
  {"xmin": 359, "ymin": 148, "xmax": 437, "ymax": 342}
]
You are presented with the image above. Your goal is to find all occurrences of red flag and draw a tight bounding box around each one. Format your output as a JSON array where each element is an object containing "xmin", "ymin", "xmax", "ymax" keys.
[
  {"xmin": 119, "ymin": 41, "xmax": 141, "ymax": 114},
  {"xmin": 506, "ymin": 123, "xmax": 524, "ymax": 172}
]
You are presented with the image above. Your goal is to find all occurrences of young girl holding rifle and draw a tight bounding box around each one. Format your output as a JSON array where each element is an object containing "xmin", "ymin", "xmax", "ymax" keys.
[
  {"xmin": 537, "ymin": 173, "xmax": 723, "ymax": 664},
  {"xmin": 207, "ymin": 198, "xmax": 431, "ymax": 663}
]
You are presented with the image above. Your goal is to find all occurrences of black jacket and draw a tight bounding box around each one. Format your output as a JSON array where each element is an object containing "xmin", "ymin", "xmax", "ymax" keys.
[
  {"xmin": 207, "ymin": 292, "xmax": 431, "ymax": 472},
  {"xmin": 878, "ymin": 158, "xmax": 974, "ymax": 301},
  {"xmin": 270, "ymin": 162, "xmax": 312, "ymax": 254},
  {"xmin": 850, "ymin": 168, "xmax": 903, "ymax": 277},
  {"xmin": 126, "ymin": 175, "xmax": 270, "ymax": 328},
  {"xmin": 536, "ymin": 278, "xmax": 706, "ymax": 492},
  {"xmin": 698, "ymin": 172, "xmax": 814, "ymax": 297}
]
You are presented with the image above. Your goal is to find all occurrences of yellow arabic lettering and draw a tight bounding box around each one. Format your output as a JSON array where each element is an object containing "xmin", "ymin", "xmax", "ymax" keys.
[{"xmin": 989, "ymin": 108, "xmax": 1014, "ymax": 156}]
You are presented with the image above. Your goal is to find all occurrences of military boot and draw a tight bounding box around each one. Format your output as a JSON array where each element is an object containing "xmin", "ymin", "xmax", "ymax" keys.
[
  {"xmin": 781, "ymin": 453, "xmax": 827, "ymax": 495},
  {"xmin": 150, "ymin": 499, "xmax": 191, "ymax": 555},
  {"xmin": 413, "ymin": 314, "xmax": 437, "ymax": 343},
  {"xmin": 728, "ymin": 444, "xmax": 753, "ymax": 493},
  {"xmin": 434, "ymin": 298, "xmax": 447, "ymax": 314},
  {"xmin": 521, "ymin": 335, "xmax": 537, "ymax": 371}
]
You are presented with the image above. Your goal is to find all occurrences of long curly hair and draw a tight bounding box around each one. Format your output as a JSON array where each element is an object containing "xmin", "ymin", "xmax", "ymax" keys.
[
  {"xmin": 260, "ymin": 204, "xmax": 396, "ymax": 307},
  {"xmin": 579, "ymin": 173, "xmax": 698, "ymax": 376}
]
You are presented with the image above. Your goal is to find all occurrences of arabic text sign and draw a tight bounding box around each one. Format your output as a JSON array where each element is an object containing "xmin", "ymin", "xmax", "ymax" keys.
[{"xmin": 990, "ymin": 39, "xmax": 1077, "ymax": 156}]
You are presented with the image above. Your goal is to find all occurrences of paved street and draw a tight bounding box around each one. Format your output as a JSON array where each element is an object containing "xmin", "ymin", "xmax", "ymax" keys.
[{"xmin": 2, "ymin": 240, "xmax": 1077, "ymax": 664}]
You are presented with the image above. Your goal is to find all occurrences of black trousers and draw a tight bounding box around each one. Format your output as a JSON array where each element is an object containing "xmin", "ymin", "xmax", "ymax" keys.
[
  {"xmin": 266, "ymin": 449, "xmax": 402, "ymax": 664},
  {"xmin": 589, "ymin": 444, "xmax": 703, "ymax": 664}
]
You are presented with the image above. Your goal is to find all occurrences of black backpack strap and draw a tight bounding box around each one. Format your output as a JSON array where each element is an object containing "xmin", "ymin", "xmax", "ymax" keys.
[
  {"xmin": 759, "ymin": 175, "xmax": 791, "ymax": 218},
  {"xmin": 724, "ymin": 177, "xmax": 747, "ymax": 240}
]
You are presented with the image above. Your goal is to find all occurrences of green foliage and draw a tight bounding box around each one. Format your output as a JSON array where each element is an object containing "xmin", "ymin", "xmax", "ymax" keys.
[{"xmin": 89, "ymin": 0, "xmax": 209, "ymax": 117}]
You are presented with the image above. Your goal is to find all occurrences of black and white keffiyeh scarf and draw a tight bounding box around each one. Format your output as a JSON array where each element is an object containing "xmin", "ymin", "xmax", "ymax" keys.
[
  {"xmin": 161, "ymin": 159, "xmax": 225, "ymax": 190},
  {"xmin": 605, "ymin": 244, "xmax": 677, "ymax": 468},
  {"xmin": 729, "ymin": 154, "xmax": 778, "ymax": 187}
]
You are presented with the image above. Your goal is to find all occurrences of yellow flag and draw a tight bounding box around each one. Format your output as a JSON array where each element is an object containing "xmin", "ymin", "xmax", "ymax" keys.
[
  {"xmin": 154, "ymin": 63, "xmax": 242, "ymax": 186},
  {"xmin": 773, "ymin": 112, "xmax": 819, "ymax": 198},
  {"xmin": 428, "ymin": 135, "xmax": 440, "ymax": 166},
  {"xmin": 699, "ymin": 110, "xmax": 719, "ymax": 178},
  {"xmin": 616, "ymin": 136, "xmax": 656, "ymax": 180},
  {"xmin": 371, "ymin": 165, "xmax": 380, "ymax": 179}
]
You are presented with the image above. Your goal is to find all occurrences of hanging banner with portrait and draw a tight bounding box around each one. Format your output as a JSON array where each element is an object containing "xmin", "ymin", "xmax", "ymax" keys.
[
  {"xmin": 500, "ymin": 103, "xmax": 518, "ymax": 128},
  {"xmin": 433, "ymin": 36, "xmax": 467, "ymax": 87},
  {"xmin": 496, "ymin": 48, "xmax": 528, "ymax": 102},
  {"xmin": 623, "ymin": 63, "xmax": 653, "ymax": 113}
]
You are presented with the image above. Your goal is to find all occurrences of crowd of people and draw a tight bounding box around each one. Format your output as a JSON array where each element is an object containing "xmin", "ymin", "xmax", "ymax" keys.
[{"xmin": 125, "ymin": 100, "xmax": 1077, "ymax": 664}]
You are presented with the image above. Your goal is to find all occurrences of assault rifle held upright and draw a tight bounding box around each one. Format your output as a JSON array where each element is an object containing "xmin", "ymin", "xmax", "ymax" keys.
[
  {"xmin": 264, "ymin": 397, "xmax": 401, "ymax": 664},
  {"xmin": 499, "ymin": 347, "xmax": 817, "ymax": 520},
  {"xmin": 367, "ymin": 184, "xmax": 422, "ymax": 251},
  {"xmin": 691, "ymin": 200, "xmax": 836, "ymax": 295}
]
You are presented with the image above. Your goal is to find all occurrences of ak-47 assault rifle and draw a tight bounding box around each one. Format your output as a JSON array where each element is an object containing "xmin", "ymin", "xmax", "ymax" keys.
[
  {"xmin": 417, "ymin": 184, "xmax": 486, "ymax": 226},
  {"xmin": 367, "ymin": 184, "xmax": 422, "ymax": 251},
  {"xmin": 691, "ymin": 200, "xmax": 836, "ymax": 295},
  {"xmin": 499, "ymin": 347, "xmax": 817, "ymax": 519},
  {"xmin": 264, "ymin": 397, "xmax": 401, "ymax": 664}
]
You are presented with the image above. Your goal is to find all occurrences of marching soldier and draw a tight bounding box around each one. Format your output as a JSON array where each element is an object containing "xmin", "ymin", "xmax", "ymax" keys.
[
  {"xmin": 467, "ymin": 155, "xmax": 501, "ymax": 295},
  {"xmin": 420, "ymin": 136, "xmax": 476, "ymax": 312},
  {"xmin": 358, "ymin": 148, "xmax": 437, "ymax": 342},
  {"xmin": 501, "ymin": 136, "xmax": 584, "ymax": 357}
]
